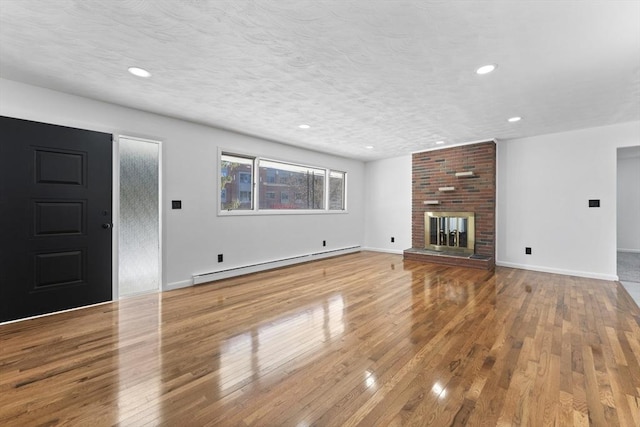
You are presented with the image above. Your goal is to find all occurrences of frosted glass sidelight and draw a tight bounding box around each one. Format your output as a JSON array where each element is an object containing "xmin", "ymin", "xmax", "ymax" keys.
[{"xmin": 119, "ymin": 137, "xmax": 160, "ymax": 296}]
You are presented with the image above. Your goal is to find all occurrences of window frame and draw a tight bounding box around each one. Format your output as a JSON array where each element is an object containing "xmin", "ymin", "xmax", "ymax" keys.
[{"xmin": 218, "ymin": 148, "xmax": 347, "ymax": 216}]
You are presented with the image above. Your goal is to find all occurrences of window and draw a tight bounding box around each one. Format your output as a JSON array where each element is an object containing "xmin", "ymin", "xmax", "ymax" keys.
[
  {"xmin": 266, "ymin": 169, "xmax": 276, "ymax": 184},
  {"xmin": 220, "ymin": 154, "xmax": 254, "ymax": 210},
  {"xmin": 239, "ymin": 172, "xmax": 251, "ymax": 184},
  {"xmin": 258, "ymin": 160, "xmax": 325, "ymax": 210},
  {"xmin": 239, "ymin": 191, "xmax": 251, "ymax": 202},
  {"xmin": 220, "ymin": 152, "xmax": 346, "ymax": 213},
  {"xmin": 329, "ymin": 171, "xmax": 346, "ymax": 210}
]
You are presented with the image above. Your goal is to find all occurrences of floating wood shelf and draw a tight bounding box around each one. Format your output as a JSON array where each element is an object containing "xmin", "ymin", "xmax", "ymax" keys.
[
  {"xmin": 423, "ymin": 200, "xmax": 440, "ymax": 205},
  {"xmin": 438, "ymin": 186, "xmax": 455, "ymax": 192},
  {"xmin": 455, "ymin": 171, "xmax": 474, "ymax": 177}
]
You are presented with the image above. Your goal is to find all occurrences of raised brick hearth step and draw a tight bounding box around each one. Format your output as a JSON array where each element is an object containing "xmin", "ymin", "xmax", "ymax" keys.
[{"xmin": 403, "ymin": 248, "xmax": 495, "ymax": 270}]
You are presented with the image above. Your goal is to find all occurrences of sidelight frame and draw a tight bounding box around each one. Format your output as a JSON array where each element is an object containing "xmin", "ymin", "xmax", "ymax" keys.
[{"xmin": 113, "ymin": 135, "xmax": 163, "ymax": 299}]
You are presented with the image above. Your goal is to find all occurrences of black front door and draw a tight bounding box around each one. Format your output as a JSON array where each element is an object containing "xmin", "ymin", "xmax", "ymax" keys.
[{"xmin": 0, "ymin": 116, "xmax": 113, "ymax": 322}]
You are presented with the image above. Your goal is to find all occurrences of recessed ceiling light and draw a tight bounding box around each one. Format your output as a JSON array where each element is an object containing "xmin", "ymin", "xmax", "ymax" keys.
[
  {"xmin": 435, "ymin": 141, "xmax": 445, "ymax": 145},
  {"xmin": 365, "ymin": 145, "xmax": 374, "ymax": 149},
  {"xmin": 476, "ymin": 64, "xmax": 497, "ymax": 75},
  {"xmin": 507, "ymin": 116, "xmax": 522, "ymax": 122},
  {"xmin": 128, "ymin": 67, "xmax": 151, "ymax": 78},
  {"xmin": 298, "ymin": 124, "xmax": 311, "ymax": 129}
]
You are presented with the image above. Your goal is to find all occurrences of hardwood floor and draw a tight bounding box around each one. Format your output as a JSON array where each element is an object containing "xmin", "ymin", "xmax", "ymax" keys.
[{"xmin": 1, "ymin": 251, "xmax": 639, "ymax": 426}]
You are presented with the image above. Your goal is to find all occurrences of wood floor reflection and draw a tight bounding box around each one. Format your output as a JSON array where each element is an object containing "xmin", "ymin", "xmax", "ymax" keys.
[{"xmin": 1, "ymin": 252, "xmax": 639, "ymax": 426}]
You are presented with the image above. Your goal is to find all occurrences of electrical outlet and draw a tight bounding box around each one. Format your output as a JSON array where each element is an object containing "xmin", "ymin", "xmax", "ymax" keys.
[
  {"xmin": 525, "ymin": 247, "xmax": 532, "ymax": 255},
  {"xmin": 323, "ymin": 240, "xmax": 326, "ymax": 247},
  {"xmin": 391, "ymin": 237, "xmax": 395, "ymax": 243},
  {"xmin": 218, "ymin": 254, "xmax": 223, "ymax": 262}
]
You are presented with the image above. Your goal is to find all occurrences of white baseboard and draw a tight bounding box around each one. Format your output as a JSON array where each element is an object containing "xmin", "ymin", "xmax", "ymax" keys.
[
  {"xmin": 361, "ymin": 246, "xmax": 404, "ymax": 255},
  {"xmin": 165, "ymin": 279, "xmax": 193, "ymax": 290},
  {"xmin": 192, "ymin": 246, "xmax": 361, "ymax": 285},
  {"xmin": 617, "ymin": 248, "xmax": 640, "ymax": 254},
  {"xmin": 495, "ymin": 261, "xmax": 618, "ymax": 281}
]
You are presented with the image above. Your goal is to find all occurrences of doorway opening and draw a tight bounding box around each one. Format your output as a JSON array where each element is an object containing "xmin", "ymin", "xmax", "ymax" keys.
[{"xmin": 616, "ymin": 146, "xmax": 640, "ymax": 306}]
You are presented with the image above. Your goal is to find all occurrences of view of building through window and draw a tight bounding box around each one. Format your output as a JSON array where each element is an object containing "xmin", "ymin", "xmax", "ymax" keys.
[
  {"xmin": 220, "ymin": 154, "xmax": 253, "ymax": 210},
  {"xmin": 220, "ymin": 152, "xmax": 346, "ymax": 212},
  {"xmin": 258, "ymin": 159, "xmax": 325, "ymax": 209}
]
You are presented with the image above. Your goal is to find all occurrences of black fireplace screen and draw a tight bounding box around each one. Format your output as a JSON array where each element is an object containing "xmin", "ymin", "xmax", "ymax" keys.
[{"xmin": 429, "ymin": 216, "xmax": 468, "ymax": 247}]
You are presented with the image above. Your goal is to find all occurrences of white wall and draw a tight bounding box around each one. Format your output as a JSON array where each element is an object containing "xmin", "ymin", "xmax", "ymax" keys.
[
  {"xmin": 363, "ymin": 155, "xmax": 411, "ymax": 254},
  {"xmin": 0, "ymin": 78, "xmax": 365, "ymax": 289},
  {"xmin": 617, "ymin": 148, "xmax": 640, "ymax": 252},
  {"xmin": 497, "ymin": 121, "xmax": 640, "ymax": 280}
]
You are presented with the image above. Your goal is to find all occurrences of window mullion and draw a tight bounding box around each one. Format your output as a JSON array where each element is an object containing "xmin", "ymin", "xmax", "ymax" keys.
[{"xmin": 254, "ymin": 156, "xmax": 260, "ymax": 211}]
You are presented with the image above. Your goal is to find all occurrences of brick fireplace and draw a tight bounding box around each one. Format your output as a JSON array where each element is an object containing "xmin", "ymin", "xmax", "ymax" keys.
[{"xmin": 404, "ymin": 141, "xmax": 496, "ymax": 270}]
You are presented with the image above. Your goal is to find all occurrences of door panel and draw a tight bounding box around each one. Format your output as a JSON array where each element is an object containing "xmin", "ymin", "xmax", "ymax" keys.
[
  {"xmin": 34, "ymin": 201, "xmax": 86, "ymax": 235},
  {"xmin": 35, "ymin": 149, "xmax": 86, "ymax": 185},
  {"xmin": 34, "ymin": 249, "xmax": 85, "ymax": 288},
  {"xmin": 0, "ymin": 116, "xmax": 112, "ymax": 322}
]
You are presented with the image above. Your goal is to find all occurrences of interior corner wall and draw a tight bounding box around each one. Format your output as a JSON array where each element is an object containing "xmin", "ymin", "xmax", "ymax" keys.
[
  {"xmin": 496, "ymin": 121, "xmax": 640, "ymax": 280},
  {"xmin": 0, "ymin": 78, "xmax": 365, "ymax": 289},
  {"xmin": 363, "ymin": 155, "xmax": 411, "ymax": 254},
  {"xmin": 617, "ymin": 152, "xmax": 640, "ymax": 252}
]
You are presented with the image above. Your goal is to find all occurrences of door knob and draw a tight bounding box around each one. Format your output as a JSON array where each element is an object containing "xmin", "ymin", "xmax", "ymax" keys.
[{"xmin": 102, "ymin": 223, "xmax": 112, "ymax": 229}]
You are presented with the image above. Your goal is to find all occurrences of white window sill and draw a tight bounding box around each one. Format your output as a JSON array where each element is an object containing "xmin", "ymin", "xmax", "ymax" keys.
[{"xmin": 217, "ymin": 209, "xmax": 348, "ymax": 217}]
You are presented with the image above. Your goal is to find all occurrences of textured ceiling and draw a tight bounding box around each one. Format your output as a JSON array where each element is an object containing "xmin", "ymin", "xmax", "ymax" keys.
[{"xmin": 0, "ymin": 0, "xmax": 639, "ymax": 161}]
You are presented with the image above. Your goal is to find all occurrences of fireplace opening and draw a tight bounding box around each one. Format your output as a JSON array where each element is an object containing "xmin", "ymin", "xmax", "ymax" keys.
[{"xmin": 425, "ymin": 211, "xmax": 475, "ymax": 255}]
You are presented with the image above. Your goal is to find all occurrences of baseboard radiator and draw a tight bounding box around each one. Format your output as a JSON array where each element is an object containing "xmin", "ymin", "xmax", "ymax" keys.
[{"xmin": 192, "ymin": 245, "xmax": 361, "ymax": 285}]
